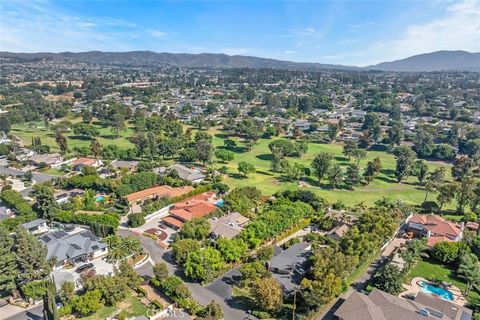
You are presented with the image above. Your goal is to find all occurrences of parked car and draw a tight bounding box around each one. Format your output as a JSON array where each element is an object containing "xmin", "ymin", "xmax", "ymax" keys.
[{"xmin": 75, "ymin": 263, "xmax": 94, "ymax": 273}]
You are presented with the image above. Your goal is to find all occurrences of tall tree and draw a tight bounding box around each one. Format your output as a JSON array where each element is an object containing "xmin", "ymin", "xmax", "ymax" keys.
[
  {"xmin": 394, "ymin": 146, "xmax": 416, "ymax": 182},
  {"xmin": 361, "ymin": 112, "xmax": 381, "ymax": 142},
  {"xmin": 32, "ymin": 184, "xmax": 59, "ymax": 220},
  {"xmin": 387, "ymin": 121, "xmax": 403, "ymax": 147},
  {"xmin": 0, "ymin": 226, "xmax": 18, "ymax": 294},
  {"xmin": 14, "ymin": 226, "xmax": 50, "ymax": 281},
  {"xmin": 55, "ymin": 132, "xmax": 68, "ymax": 155},
  {"xmin": 312, "ymin": 152, "xmax": 334, "ymax": 183},
  {"xmin": 252, "ymin": 277, "xmax": 283, "ymax": 313},
  {"xmin": 43, "ymin": 277, "xmax": 59, "ymax": 320},
  {"xmin": 110, "ymin": 113, "xmax": 127, "ymax": 138},
  {"xmin": 457, "ymin": 253, "xmax": 480, "ymax": 296},
  {"xmin": 90, "ymin": 139, "xmax": 102, "ymax": 166},
  {"xmin": 423, "ymin": 167, "xmax": 446, "ymax": 203}
]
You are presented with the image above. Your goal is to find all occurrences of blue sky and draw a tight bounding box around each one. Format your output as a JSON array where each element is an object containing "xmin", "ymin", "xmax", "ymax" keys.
[{"xmin": 1, "ymin": 0, "xmax": 479, "ymax": 66}]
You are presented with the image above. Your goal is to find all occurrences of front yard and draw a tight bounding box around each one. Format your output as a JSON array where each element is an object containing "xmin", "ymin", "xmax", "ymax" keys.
[{"xmin": 81, "ymin": 294, "xmax": 149, "ymax": 320}]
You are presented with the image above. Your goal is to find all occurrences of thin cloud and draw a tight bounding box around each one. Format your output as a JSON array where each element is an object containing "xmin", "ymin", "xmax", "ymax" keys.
[
  {"xmin": 356, "ymin": 0, "xmax": 480, "ymax": 66},
  {"xmin": 147, "ymin": 30, "xmax": 167, "ymax": 38}
]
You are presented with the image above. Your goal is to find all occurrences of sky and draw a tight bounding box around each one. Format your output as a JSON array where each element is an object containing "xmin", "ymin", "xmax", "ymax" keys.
[{"xmin": 1, "ymin": 0, "xmax": 480, "ymax": 66}]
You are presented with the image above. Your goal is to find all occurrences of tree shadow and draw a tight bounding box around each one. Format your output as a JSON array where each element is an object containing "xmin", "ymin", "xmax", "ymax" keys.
[
  {"xmin": 375, "ymin": 175, "xmax": 398, "ymax": 184},
  {"xmin": 229, "ymin": 173, "xmax": 248, "ymax": 179},
  {"xmin": 68, "ymin": 135, "xmax": 93, "ymax": 141},
  {"xmin": 256, "ymin": 170, "xmax": 273, "ymax": 176},
  {"xmin": 335, "ymin": 156, "xmax": 350, "ymax": 164},
  {"xmin": 100, "ymin": 134, "xmax": 121, "ymax": 140},
  {"xmin": 256, "ymin": 153, "xmax": 273, "ymax": 161}
]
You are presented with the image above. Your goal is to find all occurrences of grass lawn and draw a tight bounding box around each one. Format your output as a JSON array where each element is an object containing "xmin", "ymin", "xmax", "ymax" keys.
[
  {"xmin": 204, "ymin": 127, "xmax": 454, "ymax": 207},
  {"xmin": 11, "ymin": 117, "xmax": 134, "ymax": 154},
  {"xmin": 406, "ymin": 259, "xmax": 480, "ymax": 305},
  {"xmin": 82, "ymin": 294, "xmax": 148, "ymax": 320},
  {"xmin": 11, "ymin": 119, "xmax": 456, "ymax": 207}
]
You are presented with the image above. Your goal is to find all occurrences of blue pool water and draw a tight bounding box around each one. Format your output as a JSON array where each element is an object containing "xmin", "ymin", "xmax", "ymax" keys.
[
  {"xmin": 215, "ymin": 199, "xmax": 225, "ymax": 207},
  {"xmin": 418, "ymin": 281, "xmax": 454, "ymax": 301},
  {"xmin": 95, "ymin": 195, "xmax": 105, "ymax": 202}
]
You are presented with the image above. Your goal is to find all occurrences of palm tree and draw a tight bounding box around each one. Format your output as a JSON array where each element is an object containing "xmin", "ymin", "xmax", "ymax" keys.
[
  {"xmin": 401, "ymin": 239, "xmax": 429, "ymax": 272},
  {"xmin": 457, "ymin": 253, "xmax": 480, "ymax": 296},
  {"xmin": 121, "ymin": 236, "xmax": 143, "ymax": 258}
]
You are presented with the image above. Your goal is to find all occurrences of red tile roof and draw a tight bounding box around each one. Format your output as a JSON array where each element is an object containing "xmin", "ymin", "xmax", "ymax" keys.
[
  {"xmin": 169, "ymin": 192, "xmax": 217, "ymax": 221},
  {"xmin": 162, "ymin": 216, "xmax": 184, "ymax": 228},
  {"xmin": 125, "ymin": 185, "xmax": 193, "ymax": 203},
  {"xmin": 71, "ymin": 157, "xmax": 97, "ymax": 166},
  {"xmin": 410, "ymin": 214, "xmax": 462, "ymax": 242}
]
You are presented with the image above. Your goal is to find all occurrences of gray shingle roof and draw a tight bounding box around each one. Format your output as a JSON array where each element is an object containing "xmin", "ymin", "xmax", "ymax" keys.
[
  {"xmin": 22, "ymin": 219, "xmax": 47, "ymax": 230},
  {"xmin": 40, "ymin": 230, "xmax": 107, "ymax": 264},
  {"xmin": 335, "ymin": 289, "xmax": 473, "ymax": 320},
  {"xmin": 170, "ymin": 164, "xmax": 205, "ymax": 181}
]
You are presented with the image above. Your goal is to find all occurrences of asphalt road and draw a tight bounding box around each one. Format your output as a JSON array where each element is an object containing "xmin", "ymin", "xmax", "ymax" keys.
[
  {"xmin": 0, "ymin": 166, "xmax": 59, "ymax": 183},
  {"xmin": 118, "ymin": 229, "xmax": 255, "ymax": 320},
  {"xmin": 1, "ymin": 303, "xmax": 43, "ymax": 320}
]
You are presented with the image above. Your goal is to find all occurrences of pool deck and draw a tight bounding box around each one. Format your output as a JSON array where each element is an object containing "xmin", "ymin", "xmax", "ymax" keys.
[{"xmin": 402, "ymin": 277, "xmax": 468, "ymax": 306}]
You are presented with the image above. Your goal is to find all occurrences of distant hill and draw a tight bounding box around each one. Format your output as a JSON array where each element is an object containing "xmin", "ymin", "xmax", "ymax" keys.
[
  {"xmin": 0, "ymin": 51, "xmax": 357, "ymax": 71},
  {"xmin": 365, "ymin": 50, "xmax": 480, "ymax": 72},
  {"xmin": 1, "ymin": 50, "xmax": 479, "ymax": 72}
]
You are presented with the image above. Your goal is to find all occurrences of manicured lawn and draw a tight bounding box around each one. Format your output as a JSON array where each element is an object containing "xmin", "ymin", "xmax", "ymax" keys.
[
  {"xmin": 82, "ymin": 294, "xmax": 149, "ymax": 320},
  {"xmin": 204, "ymin": 127, "xmax": 453, "ymax": 207},
  {"xmin": 406, "ymin": 259, "xmax": 480, "ymax": 304},
  {"xmin": 12, "ymin": 119, "xmax": 455, "ymax": 207},
  {"xmin": 11, "ymin": 117, "xmax": 134, "ymax": 154}
]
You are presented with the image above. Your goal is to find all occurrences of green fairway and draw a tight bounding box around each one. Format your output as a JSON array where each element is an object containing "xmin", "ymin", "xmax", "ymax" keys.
[
  {"xmin": 11, "ymin": 120, "xmax": 454, "ymax": 207},
  {"xmin": 11, "ymin": 117, "xmax": 134, "ymax": 153},
  {"xmin": 206, "ymin": 127, "xmax": 453, "ymax": 207}
]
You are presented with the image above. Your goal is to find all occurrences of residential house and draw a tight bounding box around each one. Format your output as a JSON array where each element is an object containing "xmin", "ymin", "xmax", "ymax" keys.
[
  {"xmin": 70, "ymin": 157, "xmax": 101, "ymax": 171},
  {"xmin": 407, "ymin": 214, "xmax": 463, "ymax": 247},
  {"xmin": 22, "ymin": 219, "xmax": 49, "ymax": 235},
  {"xmin": 162, "ymin": 192, "xmax": 218, "ymax": 230},
  {"xmin": 208, "ymin": 212, "xmax": 250, "ymax": 239},
  {"xmin": 54, "ymin": 189, "xmax": 85, "ymax": 203},
  {"xmin": 334, "ymin": 288, "xmax": 472, "ymax": 320},
  {"xmin": 323, "ymin": 210, "xmax": 358, "ymax": 241},
  {"xmin": 0, "ymin": 205, "xmax": 14, "ymax": 221},
  {"xmin": 267, "ymin": 242, "xmax": 312, "ymax": 293},
  {"xmin": 28, "ymin": 153, "xmax": 63, "ymax": 167},
  {"xmin": 124, "ymin": 185, "xmax": 194, "ymax": 213},
  {"xmin": 110, "ymin": 160, "xmax": 139, "ymax": 172},
  {"xmin": 169, "ymin": 164, "xmax": 206, "ymax": 183},
  {"xmin": 40, "ymin": 229, "xmax": 108, "ymax": 269}
]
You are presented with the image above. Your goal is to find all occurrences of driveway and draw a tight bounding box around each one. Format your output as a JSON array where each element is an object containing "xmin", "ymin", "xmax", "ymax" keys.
[
  {"xmin": 316, "ymin": 237, "xmax": 406, "ymax": 320},
  {"xmin": 118, "ymin": 229, "xmax": 255, "ymax": 320}
]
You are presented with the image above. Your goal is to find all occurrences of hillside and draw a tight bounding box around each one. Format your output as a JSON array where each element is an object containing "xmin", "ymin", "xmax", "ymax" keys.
[
  {"xmin": 366, "ymin": 50, "xmax": 480, "ymax": 72},
  {"xmin": 1, "ymin": 50, "xmax": 479, "ymax": 72}
]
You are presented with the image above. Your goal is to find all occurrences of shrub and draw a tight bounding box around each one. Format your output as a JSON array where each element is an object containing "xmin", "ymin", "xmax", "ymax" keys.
[
  {"xmin": 128, "ymin": 212, "xmax": 145, "ymax": 228},
  {"xmin": 151, "ymin": 299, "xmax": 164, "ymax": 310},
  {"xmin": 432, "ymin": 241, "xmax": 467, "ymax": 264},
  {"xmin": 22, "ymin": 280, "xmax": 48, "ymax": 301}
]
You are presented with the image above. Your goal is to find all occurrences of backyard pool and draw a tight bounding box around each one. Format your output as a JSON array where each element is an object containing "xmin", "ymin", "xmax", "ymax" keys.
[
  {"xmin": 215, "ymin": 199, "xmax": 225, "ymax": 207},
  {"xmin": 95, "ymin": 195, "xmax": 105, "ymax": 202},
  {"xmin": 417, "ymin": 281, "xmax": 454, "ymax": 301}
]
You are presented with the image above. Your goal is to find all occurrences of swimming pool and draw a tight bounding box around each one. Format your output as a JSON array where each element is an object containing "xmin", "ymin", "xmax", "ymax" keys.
[
  {"xmin": 95, "ymin": 195, "xmax": 105, "ymax": 202},
  {"xmin": 417, "ymin": 281, "xmax": 454, "ymax": 301},
  {"xmin": 215, "ymin": 199, "xmax": 225, "ymax": 207}
]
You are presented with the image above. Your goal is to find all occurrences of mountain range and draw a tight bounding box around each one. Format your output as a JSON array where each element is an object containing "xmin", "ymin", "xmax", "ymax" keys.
[{"xmin": 1, "ymin": 50, "xmax": 479, "ymax": 72}]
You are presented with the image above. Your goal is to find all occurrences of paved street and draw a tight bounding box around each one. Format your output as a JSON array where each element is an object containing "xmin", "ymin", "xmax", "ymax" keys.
[
  {"xmin": 119, "ymin": 229, "xmax": 255, "ymax": 320},
  {"xmin": 1, "ymin": 303, "xmax": 43, "ymax": 320},
  {"xmin": 0, "ymin": 166, "xmax": 59, "ymax": 183}
]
